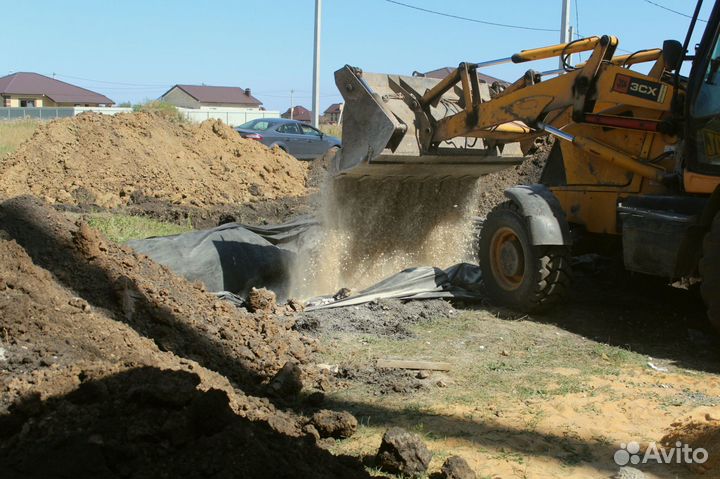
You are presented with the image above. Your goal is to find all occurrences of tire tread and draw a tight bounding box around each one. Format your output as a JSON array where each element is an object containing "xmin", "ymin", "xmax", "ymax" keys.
[
  {"xmin": 700, "ymin": 212, "xmax": 720, "ymax": 331},
  {"xmin": 480, "ymin": 201, "xmax": 571, "ymax": 313}
]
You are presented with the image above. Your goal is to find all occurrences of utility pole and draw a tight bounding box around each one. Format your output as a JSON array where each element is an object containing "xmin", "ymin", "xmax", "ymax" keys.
[
  {"xmin": 311, "ymin": 0, "xmax": 321, "ymax": 127},
  {"xmin": 559, "ymin": 0, "xmax": 571, "ymax": 70},
  {"xmin": 290, "ymin": 89, "xmax": 294, "ymax": 120}
]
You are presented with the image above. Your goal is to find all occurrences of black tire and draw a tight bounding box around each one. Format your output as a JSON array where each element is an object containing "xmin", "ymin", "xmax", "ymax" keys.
[
  {"xmin": 700, "ymin": 211, "xmax": 720, "ymax": 332},
  {"xmin": 479, "ymin": 201, "xmax": 571, "ymax": 313}
]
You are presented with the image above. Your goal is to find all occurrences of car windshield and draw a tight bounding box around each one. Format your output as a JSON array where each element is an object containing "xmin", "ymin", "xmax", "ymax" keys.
[{"xmin": 238, "ymin": 119, "xmax": 275, "ymax": 131}]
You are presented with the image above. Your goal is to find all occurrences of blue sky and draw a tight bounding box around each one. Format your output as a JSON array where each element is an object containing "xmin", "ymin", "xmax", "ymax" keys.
[{"xmin": 3, "ymin": 1, "xmax": 714, "ymax": 112}]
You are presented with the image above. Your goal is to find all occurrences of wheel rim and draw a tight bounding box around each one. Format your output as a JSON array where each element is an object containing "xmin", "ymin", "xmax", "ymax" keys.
[{"xmin": 489, "ymin": 226, "xmax": 525, "ymax": 291}]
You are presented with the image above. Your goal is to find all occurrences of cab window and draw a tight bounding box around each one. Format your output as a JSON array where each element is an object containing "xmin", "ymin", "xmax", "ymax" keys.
[{"xmin": 694, "ymin": 36, "xmax": 720, "ymax": 119}]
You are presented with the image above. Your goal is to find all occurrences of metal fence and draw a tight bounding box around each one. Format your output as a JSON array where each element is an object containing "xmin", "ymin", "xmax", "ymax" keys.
[
  {"xmin": 0, "ymin": 107, "xmax": 132, "ymax": 120},
  {"xmin": 0, "ymin": 106, "xmax": 278, "ymax": 127}
]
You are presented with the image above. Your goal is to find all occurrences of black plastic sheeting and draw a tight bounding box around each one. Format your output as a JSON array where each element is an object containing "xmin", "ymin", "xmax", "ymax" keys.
[{"xmin": 128, "ymin": 217, "xmax": 484, "ymax": 309}]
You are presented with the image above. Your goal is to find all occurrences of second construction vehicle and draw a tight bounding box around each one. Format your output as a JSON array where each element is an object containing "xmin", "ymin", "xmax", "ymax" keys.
[{"xmin": 333, "ymin": 1, "xmax": 720, "ymax": 329}]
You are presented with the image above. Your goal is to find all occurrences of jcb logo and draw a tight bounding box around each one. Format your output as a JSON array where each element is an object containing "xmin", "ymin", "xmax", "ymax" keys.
[
  {"xmin": 612, "ymin": 73, "xmax": 667, "ymax": 102},
  {"xmin": 629, "ymin": 83, "xmax": 658, "ymax": 97}
]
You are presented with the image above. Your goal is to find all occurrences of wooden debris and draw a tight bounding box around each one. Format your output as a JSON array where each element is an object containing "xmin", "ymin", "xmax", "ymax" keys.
[{"xmin": 376, "ymin": 359, "xmax": 451, "ymax": 371}]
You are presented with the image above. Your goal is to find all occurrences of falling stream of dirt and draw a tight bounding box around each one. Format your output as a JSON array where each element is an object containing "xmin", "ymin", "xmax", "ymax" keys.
[{"xmin": 291, "ymin": 176, "xmax": 481, "ymax": 298}]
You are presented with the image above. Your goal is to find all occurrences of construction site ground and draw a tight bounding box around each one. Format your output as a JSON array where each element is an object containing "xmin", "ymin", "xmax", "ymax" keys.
[{"xmin": 1, "ymin": 114, "xmax": 719, "ymax": 478}]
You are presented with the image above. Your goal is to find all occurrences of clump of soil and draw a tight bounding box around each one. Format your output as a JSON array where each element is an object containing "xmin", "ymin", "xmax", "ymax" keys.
[
  {"xmin": 376, "ymin": 427, "xmax": 433, "ymax": 476},
  {"xmin": 297, "ymin": 299, "xmax": 458, "ymax": 339},
  {"xmin": 0, "ymin": 112, "xmax": 309, "ymax": 209},
  {"xmin": 310, "ymin": 410, "xmax": 358, "ymax": 439},
  {"xmin": 247, "ymin": 286, "xmax": 278, "ymax": 313},
  {"xmin": 662, "ymin": 415, "xmax": 720, "ymax": 475},
  {"xmin": 440, "ymin": 455, "xmax": 476, "ymax": 479},
  {"xmin": 0, "ymin": 196, "xmax": 367, "ymax": 477}
]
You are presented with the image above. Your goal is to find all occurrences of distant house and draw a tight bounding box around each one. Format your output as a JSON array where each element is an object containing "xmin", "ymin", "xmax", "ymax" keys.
[
  {"xmin": 281, "ymin": 105, "xmax": 311, "ymax": 123},
  {"xmin": 322, "ymin": 103, "xmax": 342, "ymax": 124},
  {"xmin": 161, "ymin": 84, "xmax": 263, "ymax": 110},
  {"xmin": 0, "ymin": 72, "xmax": 114, "ymax": 107},
  {"xmin": 415, "ymin": 67, "xmax": 508, "ymax": 86}
]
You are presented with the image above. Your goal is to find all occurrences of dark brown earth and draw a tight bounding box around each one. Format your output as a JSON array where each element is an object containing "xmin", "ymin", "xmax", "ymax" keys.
[
  {"xmin": 310, "ymin": 409, "xmax": 359, "ymax": 438},
  {"xmin": 376, "ymin": 427, "xmax": 433, "ymax": 476},
  {"xmin": 297, "ymin": 298, "xmax": 459, "ymax": 339},
  {"xmin": 0, "ymin": 195, "xmax": 368, "ymax": 478},
  {"xmin": 475, "ymin": 136, "xmax": 552, "ymax": 217}
]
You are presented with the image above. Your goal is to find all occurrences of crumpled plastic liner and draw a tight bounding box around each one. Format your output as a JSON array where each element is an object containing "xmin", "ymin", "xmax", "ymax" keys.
[{"xmin": 128, "ymin": 217, "xmax": 485, "ymax": 309}]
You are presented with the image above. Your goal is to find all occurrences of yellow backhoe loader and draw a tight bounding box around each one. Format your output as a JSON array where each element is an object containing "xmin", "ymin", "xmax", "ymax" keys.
[{"xmin": 333, "ymin": 1, "xmax": 720, "ymax": 329}]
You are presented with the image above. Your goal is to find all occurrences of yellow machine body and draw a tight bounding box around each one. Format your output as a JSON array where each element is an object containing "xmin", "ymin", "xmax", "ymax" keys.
[{"xmin": 335, "ymin": 35, "xmax": 720, "ymax": 237}]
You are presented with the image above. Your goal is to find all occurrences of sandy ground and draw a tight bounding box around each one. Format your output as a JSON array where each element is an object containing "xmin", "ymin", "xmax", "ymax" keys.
[{"xmin": 301, "ymin": 262, "xmax": 720, "ymax": 478}]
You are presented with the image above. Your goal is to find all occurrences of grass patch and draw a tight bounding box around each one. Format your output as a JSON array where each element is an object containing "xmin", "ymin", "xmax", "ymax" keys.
[
  {"xmin": 317, "ymin": 310, "xmax": 647, "ymax": 408},
  {"xmin": 88, "ymin": 214, "xmax": 192, "ymax": 243},
  {"xmin": 133, "ymin": 100, "xmax": 186, "ymax": 123},
  {"xmin": 0, "ymin": 119, "xmax": 39, "ymax": 156}
]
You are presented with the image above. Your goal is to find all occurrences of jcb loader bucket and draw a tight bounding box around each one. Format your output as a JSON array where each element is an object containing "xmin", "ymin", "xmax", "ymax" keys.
[{"xmin": 333, "ymin": 65, "xmax": 525, "ymax": 178}]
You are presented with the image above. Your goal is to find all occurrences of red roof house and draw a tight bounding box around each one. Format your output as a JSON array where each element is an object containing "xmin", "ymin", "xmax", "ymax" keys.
[
  {"xmin": 161, "ymin": 84, "xmax": 262, "ymax": 109},
  {"xmin": 281, "ymin": 105, "xmax": 311, "ymax": 123},
  {"xmin": 0, "ymin": 72, "xmax": 114, "ymax": 107}
]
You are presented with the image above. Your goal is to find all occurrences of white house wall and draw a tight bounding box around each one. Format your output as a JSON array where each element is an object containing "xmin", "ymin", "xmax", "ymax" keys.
[{"xmin": 177, "ymin": 108, "xmax": 279, "ymax": 127}]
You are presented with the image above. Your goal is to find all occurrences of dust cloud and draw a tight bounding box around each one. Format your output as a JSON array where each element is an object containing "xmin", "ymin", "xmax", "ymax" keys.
[{"xmin": 291, "ymin": 176, "xmax": 480, "ymax": 298}]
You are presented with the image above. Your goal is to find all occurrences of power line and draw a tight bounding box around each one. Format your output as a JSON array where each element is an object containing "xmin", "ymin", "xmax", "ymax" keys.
[
  {"xmin": 383, "ymin": 0, "xmax": 559, "ymax": 32},
  {"xmin": 384, "ymin": 0, "xmax": 638, "ymax": 56},
  {"xmin": 642, "ymin": 0, "xmax": 708, "ymax": 22},
  {"xmin": 248, "ymin": 92, "xmax": 341, "ymax": 99},
  {"xmin": 52, "ymin": 73, "xmax": 169, "ymax": 87},
  {"xmin": 48, "ymin": 73, "xmax": 336, "ymax": 97}
]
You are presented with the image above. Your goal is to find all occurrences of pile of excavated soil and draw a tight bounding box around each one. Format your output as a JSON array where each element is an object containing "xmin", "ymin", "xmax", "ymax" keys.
[
  {"xmin": 662, "ymin": 415, "xmax": 720, "ymax": 475},
  {"xmin": 0, "ymin": 112, "xmax": 309, "ymax": 209},
  {"xmin": 0, "ymin": 196, "xmax": 368, "ymax": 478},
  {"xmin": 475, "ymin": 137, "xmax": 553, "ymax": 218}
]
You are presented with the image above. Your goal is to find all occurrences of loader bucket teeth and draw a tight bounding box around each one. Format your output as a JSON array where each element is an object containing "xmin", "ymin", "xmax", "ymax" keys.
[{"xmin": 334, "ymin": 65, "xmax": 525, "ymax": 179}]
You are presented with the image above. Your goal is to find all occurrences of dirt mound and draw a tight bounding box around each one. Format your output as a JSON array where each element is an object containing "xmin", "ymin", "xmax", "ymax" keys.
[
  {"xmin": 0, "ymin": 112, "xmax": 309, "ymax": 209},
  {"xmin": 0, "ymin": 368, "xmax": 367, "ymax": 479},
  {"xmin": 662, "ymin": 415, "xmax": 720, "ymax": 475},
  {"xmin": 476, "ymin": 137, "xmax": 553, "ymax": 217},
  {"xmin": 0, "ymin": 196, "xmax": 313, "ymax": 389},
  {"xmin": 0, "ymin": 196, "xmax": 367, "ymax": 478}
]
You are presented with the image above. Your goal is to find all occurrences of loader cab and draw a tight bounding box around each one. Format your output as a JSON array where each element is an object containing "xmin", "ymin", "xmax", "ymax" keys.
[{"xmin": 686, "ymin": 0, "xmax": 720, "ymax": 177}]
